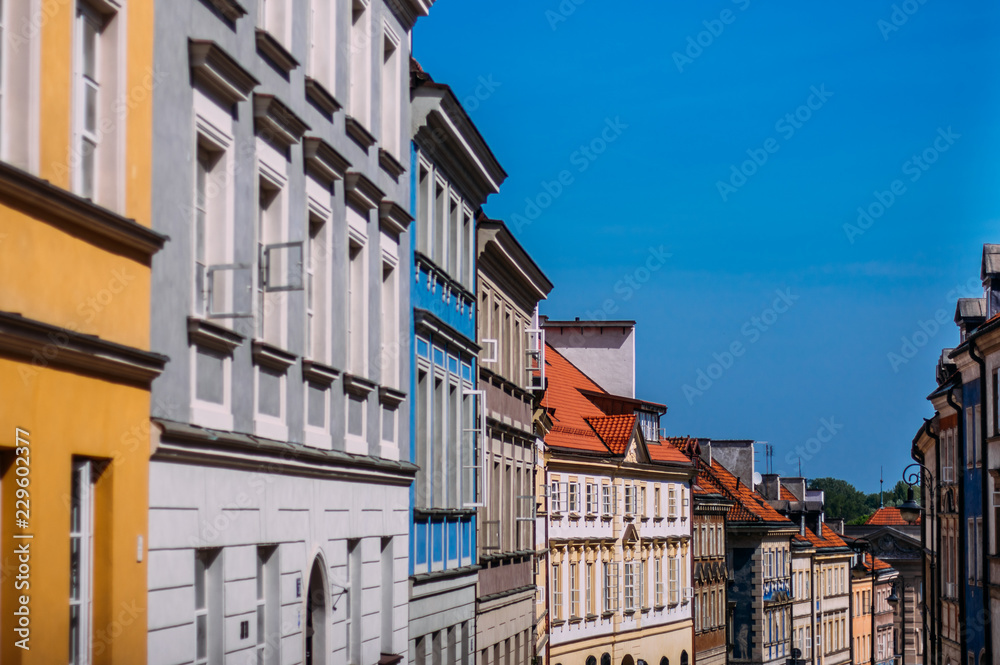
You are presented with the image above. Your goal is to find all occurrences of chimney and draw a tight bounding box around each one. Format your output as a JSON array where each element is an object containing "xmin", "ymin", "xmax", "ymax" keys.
[
  {"xmin": 698, "ymin": 438, "xmax": 712, "ymax": 466},
  {"xmin": 708, "ymin": 440, "xmax": 756, "ymax": 490},
  {"xmin": 761, "ymin": 474, "xmax": 780, "ymax": 501}
]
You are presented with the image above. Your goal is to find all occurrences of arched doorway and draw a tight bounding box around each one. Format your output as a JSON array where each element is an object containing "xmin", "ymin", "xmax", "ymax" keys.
[
  {"xmin": 680, "ymin": 651, "xmax": 688, "ymax": 665},
  {"xmin": 305, "ymin": 558, "xmax": 327, "ymax": 665},
  {"xmin": 622, "ymin": 656, "xmax": 635, "ymax": 665}
]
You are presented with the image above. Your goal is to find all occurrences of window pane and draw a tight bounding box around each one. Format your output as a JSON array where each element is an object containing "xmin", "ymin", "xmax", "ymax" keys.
[
  {"xmin": 347, "ymin": 394, "xmax": 365, "ymax": 437},
  {"xmin": 81, "ymin": 138, "xmax": 96, "ymax": 199},
  {"xmin": 196, "ymin": 614, "xmax": 207, "ymax": 659},
  {"xmin": 382, "ymin": 407, "xmax": 395, "ymax": 442},
  {"xmin": 84, "ymin": 82, "xmax": 97, "ymax": 133},
  {"xmin": 258, "ymin": 367, "xmax": 282, "ymax": 417},
  {"xmin": 307, "ymin": 383, "xmax": 326, "ymax": 428},
  {"xmin": 194, "ymin": 554, "xmax": 206, "ymax": 609},
  {"xmin": 82, "ymin": 16, "xmax": 98, "ymax": 79},
  {"xmin": 195, "ymin": 347, "xmax": 225, "ymax": 404},
  {"xmin": 69, "ymin": 538, "xmax": 81, "ymax": 599}
]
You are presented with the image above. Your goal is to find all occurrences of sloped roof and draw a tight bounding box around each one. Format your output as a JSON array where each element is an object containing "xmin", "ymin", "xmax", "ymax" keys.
[
  {"xmin": 586, "ymin": 414, "xmax": 636, "ymax": 455},
  {"xmin": 779, "ymin": 485, "xmax": 797, "ymax": 501},
  {"xmin": 648, "ymin": 436, "xmax": 698, "ymax": 465},
  {"xmin": 794, "ymin": 523, "xmax": 849, "ymax": 549},
  {"xmin": 865, "ymin": 507, "xmax": 920, "ymax": 526},
  {"xmin": 956, "ymin": 297, "xmax": 986, "ymax": 321},
  {"xmin": 983, "ymin": 244, "xmax": 1000, "ymax": 278},
  {"xmin": 542, "ymin": 344, "xmax": 611, "ymax": 454}
]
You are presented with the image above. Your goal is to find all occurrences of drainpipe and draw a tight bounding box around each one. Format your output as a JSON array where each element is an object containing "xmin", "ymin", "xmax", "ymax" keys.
[
  {"xmin": 912, "ymin": 424, "xmax": 936, "ymax": 665},
  {"xmin": 945, "ymin": 386, "xmax": 966, "ymax": 660},
  {"xmin": 927, "ymin": 417, "xmax": 942, "ymax": 665},
  {"xmin": 969, "ymin": 338, "xmax": 993, "ymax": 665}
]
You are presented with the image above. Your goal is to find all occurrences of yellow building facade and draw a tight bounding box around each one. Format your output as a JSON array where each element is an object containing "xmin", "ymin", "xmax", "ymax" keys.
[{"xmin": 0, "ymin": 1, "xmax": 165, "ymax": 663}]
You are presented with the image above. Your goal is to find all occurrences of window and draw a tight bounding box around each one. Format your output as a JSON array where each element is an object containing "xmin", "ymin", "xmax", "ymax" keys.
[
  {"xmin": 380, "ymin": 24, "xmax": 401, "ymax": 156},
  {"xmin": 568, "ymin": 482, "xmax": 579, "ymax": 513},
  {"xmin": 640, "ymin": 486, "xmax": 647, "ymax": 518},
  {"xmin": 256, "ymin": 546, "xmax": 279, "ymax": 664},
  {"xmin": 380, "ymin": 255, "xmax": 399, "ymax": 388},
  {"xmin": 346, "ymin": 540, "xmax": 361, "ymax": 662},
  {"xmin": 70, "ymin": 460, "xmax": 96, "ymax": 665},
  {"xmin": 586, "ymin": 482, "xmax": 597, "ymax": 514},
  {"xmin": 655, "ymin": 557, "xmax": 663, "ymax": 606},
  {"xmin": 74, "ymin": 4, "xmax": 101, "ymax": 201},
  {"xmin": 668, "ymin": 485, "xmax": 677, "ymax": 517},
  {"xmin": 625, "ymin": 483, "xmax": 634, "ymax": 515},
  {"xmin": 348, "ymin": 233, "xmax": 367, "ymax": 375},
  {"xmin": 669, "ymin": 554, "xmax": 679, "ymax": 605},
  {"xmin": 603, "ymin": 562, "xmax": 619, "ymax": 613},
  {"xmin": 639, "ymin": 559, "xmax": 645, "ymax": 609},
  {"xmin": 585, "ymin": 563, "xmax": 593, "ymax": 615},
  {"xmin": 257, "ymin": 171, "xmax": 291, "ymax": 346},
  {"xmin": 550, "ymin": 480, "xmax": 562, "ymax": 513},
  {"xmin": 306, "ymin": 213, "xmax": 330, "ymax": 363},
  {"xmin": 348, "ymin": 0, "xmax": 371, "ymax": 126},
  {"xmin": 258, "ymin": 0, "xmax": 291, "ymax": 45},
  {"xmin": 569, "ymin": 563, "xmax": 579, "ymax": 617},
  {"xmin": 637, "ymin": 410, "xmax": 659, "ymax": 441},
  {"xmin": 308, "ymin": 0, "xmax": 336, "ymax": 94},
  {"xmin": 194, "ymin": 548, "xmax": 223, "ymax": 665},
  {"xmin": 553, "ymin": 564, "xmax": 563, "ymax": 621},
  {"xmin": 602, "ymin": 483, "xmax": 612, "ymax": 515},
  {"xmin": 654, "ymin": 485, "xmax": 661, "ymax": 517},
  {"xmin": 624, "ymin": 562, "xmax": 635, "ymax": 612},
  {"xmin": 967, "ymin": 405, "xmax": 981, "ymax": 467}
]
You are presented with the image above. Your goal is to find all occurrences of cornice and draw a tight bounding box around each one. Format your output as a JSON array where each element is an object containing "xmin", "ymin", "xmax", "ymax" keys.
[
  {"xmin": 187, "ymin": 316, "xmax": 245, "ymax": 354},
  {"xmin": 0, "ymin": 161, "xmax": 167, "ymax": 259},
  {"xmin": 304, "ymin": 137, "xmax": 351, "ymax": 184},
  {"xmin": 304, "ymin": 77, "xmax": 342, "ymax": 117},
  {"xmin": 345, "ymin": 171, "xmax": 385, "ymax": 211},
  {"xmin": 189, "ymin": 39, "xmax": 259, "ymax": 104},
  {"xmin": 253, "ymin": 94, "xmax": 310, "ymax": 148},
  {"xmin": 254, "ymin": 29, "xmax": 299, "ymax": 75},
  {"xmin": 378, "ymin": 200, "xmax": 413, "ymax": 237},
  {"xmin": 0, "ymin": 311, "xmax": 167, "ymax": 387}
]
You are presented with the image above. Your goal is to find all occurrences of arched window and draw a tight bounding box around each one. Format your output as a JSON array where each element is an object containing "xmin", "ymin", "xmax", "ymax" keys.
[
  {"xmin": 660, "ymin": 658, "xmax": 669, "ymax": 665},
  {"xmin": 680, "ymin": 651, "xmax": 689, "ymax": 665},
  {"xmin": 587, "ymin": 658, "xmax": 597, "ymax": 665},
  {"xmin": 602, "ymin": 654, "xmax": 612, "ymax": 665}
]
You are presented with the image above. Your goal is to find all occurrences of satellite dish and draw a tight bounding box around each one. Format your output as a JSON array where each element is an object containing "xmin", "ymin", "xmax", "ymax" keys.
[{"xmin": 752, "ymin": 472, "xmax": 763, "ymax": 487}]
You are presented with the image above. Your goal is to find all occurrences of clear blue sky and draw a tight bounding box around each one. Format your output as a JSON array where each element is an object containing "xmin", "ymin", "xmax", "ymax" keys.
[{"xmin": 413, "ymin": 0, "xmax": 1000, "ymax": 493}]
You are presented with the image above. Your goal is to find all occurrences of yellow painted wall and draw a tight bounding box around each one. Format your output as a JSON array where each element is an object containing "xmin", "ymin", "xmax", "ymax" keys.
[
  {"xmin": 0, "ymin": 361, "xmax": 151, "ymax": 665},
  {"xmin": 0, "ymin": 0, "xmax": 157, "ymax": 663},
  {"xmin": 549, "ymin": 620, "xmax": 694, "ymax": 665}
]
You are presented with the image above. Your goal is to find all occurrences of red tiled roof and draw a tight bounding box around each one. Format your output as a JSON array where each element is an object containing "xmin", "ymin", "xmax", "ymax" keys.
[
  {"xmin": 542, "ymin": 345, "xmax": 612, "ymax": 454},
  {"xmin": 779, "ymin": 485, "xmax": 797, "ymax": 501},
  {"xmin": 646, "ymin": 436, "xmax": 697, "ymax": 465},
  {"xmin": 586, "ymin": 414, "xmax": 636, "ymax": 455},
  {"xmin": 865, "ymin": 507, "xmax": 920, "ymax": 526},
  {"xmin": 866, "ymin": 553, "xmax": 892, "ymax": 572},
  {"xmin": 670, "ymin": 443, "xmax": 792, "ymax": 525},
  {"xmin": 794, "ymin": 523, "xmax": 848, "ymax": 549}
]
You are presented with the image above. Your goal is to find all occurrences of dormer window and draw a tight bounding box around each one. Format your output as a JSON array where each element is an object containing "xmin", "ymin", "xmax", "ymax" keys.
[{"xmin": 637, "ymin": 410, "xmax": 659, "ymax": 442}]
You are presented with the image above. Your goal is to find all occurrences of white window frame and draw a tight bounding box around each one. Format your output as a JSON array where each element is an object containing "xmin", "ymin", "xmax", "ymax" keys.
[
  {"xmin": 256, "ymin": 546, "xmax": 279, "ymax": 665},
  {"xmin": 552, "ymin": 563, "xmax": 563, "ymax": 621},
  {"xmin": 380, "ymin": 230, "xmax": 400, "ymax": 389},
  {"xmin": 348, "ymin": 0, "xmax": 371, "ymax": 127},
  {"xmin": 258, "ymin": 0, "xmax": 291, "ymax": 47},
  {"xmin": 308, "ymin": 0, "xmax": 336, "ymax": 94},
  {"xmin": 569, "ymin": 562, "xmax": 578, "ymax": 618},
  {"xmin": 194, "ymin": 548, "xmax": 223, "ymax": 665},
  {"xmin": 347, "ymin": 204, "xmax": 369, "ymax": 377},
  {"xmin": 254, "ymin": 363, "xmax": 288, "ymax": 441},
  {"xmin": 379, "ymin": 22, "xmax": 401, "ymax": 157},
  {"xmin": 655, "ymin": 556, "xmax": 663, "ymax": 606},
  {"xmin": 624, "ymin": 562, "xmax": 635, "ymax": 612},
  {"xmin": 69, "ymin": 459, "xmax": 95, "ymax": 665}
]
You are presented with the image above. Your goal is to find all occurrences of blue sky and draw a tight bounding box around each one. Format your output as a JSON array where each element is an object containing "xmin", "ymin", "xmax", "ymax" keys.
[{"xmin": 413, "ymin": 0, "xmax": 1000, "ymax": 493}]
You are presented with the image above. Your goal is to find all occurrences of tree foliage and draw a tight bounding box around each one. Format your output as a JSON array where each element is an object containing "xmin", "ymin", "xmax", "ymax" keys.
[{"xmin": 807, "ymin": 477, "xmax": 917, "ymax": 523}]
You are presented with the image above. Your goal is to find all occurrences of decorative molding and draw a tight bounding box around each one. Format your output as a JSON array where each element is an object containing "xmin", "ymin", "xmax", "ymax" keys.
[
  {"xmin": 345, "ymin": 115, "xmax": 377, "ymax": 150},
  {"xmin": 253, "ymin": 94, "xmax": 310, "ymax": 148},
  {"xmin": 200, "ymin": 0, "xmax": 247, "ymax": 21},
  {"xmin": 304, "ymin": 77, "xmax": 342, "ymax": 116},
  {"xmin": 378, "ymin": 148, "xmax": 407, "ymax": 179},
  {"xmin": 187, "ymin": 317, "xmax": 245, "ymax": 354},
  {"xmin": 345, "ymin": 171, "xmax": 385, "ymax": 211},
  {"xmin": 251, "ymin": 340, "xmax": 297, "ymax": 371},
  {"xmin": 343, "ymin": 373, "xmax": 378, "ymax": 397},
  {"xmin": 189, "ymin": 39, "xmax": 259, "ymax": 104},
  {"xmin": 379, "ymin": 386, "xmax": 407, "ymax": 408},
  {"xmin": 254, "ymin": 29, "xmax": 299, "ymax": 75},
  {"xmin": 302, "ymin": 359, "xmax": 341, "ymax": 386},
  {"xmin": 378, "ymin": 200, "xmax": 413, "ymax": 237},
  {"xmin": 0, "ymin": 161, "xmax": 166, "ymax": 258},
  {"xmin": 0, "ymin": 311, "xmax": 167, "ymax": 387},
  {"xmin": 304, "ymin": 137, "xmax": 351, "ymax": 184}
]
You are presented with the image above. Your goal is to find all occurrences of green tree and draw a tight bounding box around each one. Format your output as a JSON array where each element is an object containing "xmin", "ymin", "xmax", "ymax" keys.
[{"xmin": 808, "ymin": 477, "xmax": 871, "ymax": 522}]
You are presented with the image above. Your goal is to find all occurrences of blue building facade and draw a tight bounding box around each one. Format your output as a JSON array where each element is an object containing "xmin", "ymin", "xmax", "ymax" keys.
[{"xmin": 407, "ymin": 64, "xmax": 507, "ymax": 662}]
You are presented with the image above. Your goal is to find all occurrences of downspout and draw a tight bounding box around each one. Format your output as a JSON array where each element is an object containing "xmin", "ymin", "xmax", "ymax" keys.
[
  {"xmin": 969, "ymin": 338, "xmax": 993, "ymax": 665},
  {"xmin": 912, "ymin": 423, "xmax": 936, "ymax": 665},
  {"xmin": 928, "ymin": 416, "xmax": 942, "ymax": 665},
  {"xmin": 945, "ymin": 386, "xmax": 966, "ymax": 660}
]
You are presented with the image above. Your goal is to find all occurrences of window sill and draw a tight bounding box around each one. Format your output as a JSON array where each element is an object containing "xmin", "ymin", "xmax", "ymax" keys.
[
  {"xmin": 550, "ymin": 511, "xmax": 563, "ymax": 519},
  {"xmin": 252, "ymin": 340, "xmax": 296, "ymax": 371},
  {"xmin": 640, "ymin": 516, "xmax": 650, "ymax": 523},
  {"xmin": 623, "ymin": 515, "xmax": 634, "ymax": 522},
  {"xmin": 601, "ymin": 610, "xmax": 615, "ymax": 619},
  {"xmin": 653, "ymin": 516, "xmax": 664, "ymax": 522},
  {"xmin": 584, "ymin": 513, "xmax": 598, "ymax": 521},
  {"xmin": 640, "ymin": 606, "xmax": 651, "ymax": 613},
  {"xmin": 302, "ymin": 358, "xmax": 340, "ymax": 386},
  {"xmin": 568, "ymin": 512, "xmax": 581, "ymax": 521},
  {"xmin": 601, "ymin": 514, "xmax": 613, "ymax": 521},
  {"xmin": 343, "ymin": 373, "xmax": 377, "ymax": 397},
  {"xmin": 585, "ymin": 613, "xmax": 598, "ymax": 621},
  {"xmin": 550, "ymin": 619, "xmax": 566, "ymax": 627},
  {"xmin": 623, "ymin": 609, "xmax": 636, "ymax": 616},
  {"xmin": 654, "ymin": 604, "xmax": 665, "ymax": 611},
  {"xmin": 254, "ymin": 416, "xmax": 288, "ymax": 442},
  {"xmin": 188, "ymin": 316, "xmax": 244, "ymax": 354},
  {"xmin": 201, "ymin": 0, "xmax": 248, "ymax": 22},
  {"xmin": 568, "ymin": 616, "xmax": 582, "ymax": 624}
]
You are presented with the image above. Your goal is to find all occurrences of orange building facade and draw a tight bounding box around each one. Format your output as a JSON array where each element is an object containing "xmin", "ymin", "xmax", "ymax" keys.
[{"xmin": 0, "ymin": 1, "xmax": 165, "ymax": 663}]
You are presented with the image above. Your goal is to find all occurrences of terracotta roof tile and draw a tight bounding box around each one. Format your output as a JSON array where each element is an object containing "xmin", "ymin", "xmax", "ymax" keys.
[
  {"xmin": 647, "ymin": 437, "xmax": 697, "ymax": 465},
  {"xmin": 779, "ymin": 485, "xmax": 797, "ymax": 501},
  {"xmin": 541, "ymin": 345, "xmax": 612, "ymax": 454},
  {"xmin": 864, "ymin": 507, "xmax": 919, "ymax": 526},
  {"xmin": 586, "ymin": 414, "xmax": 636, "ymax": 455},
  {"xmin": 795, "ymin": 523, "xmax": 848, "ymax": 549}
]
